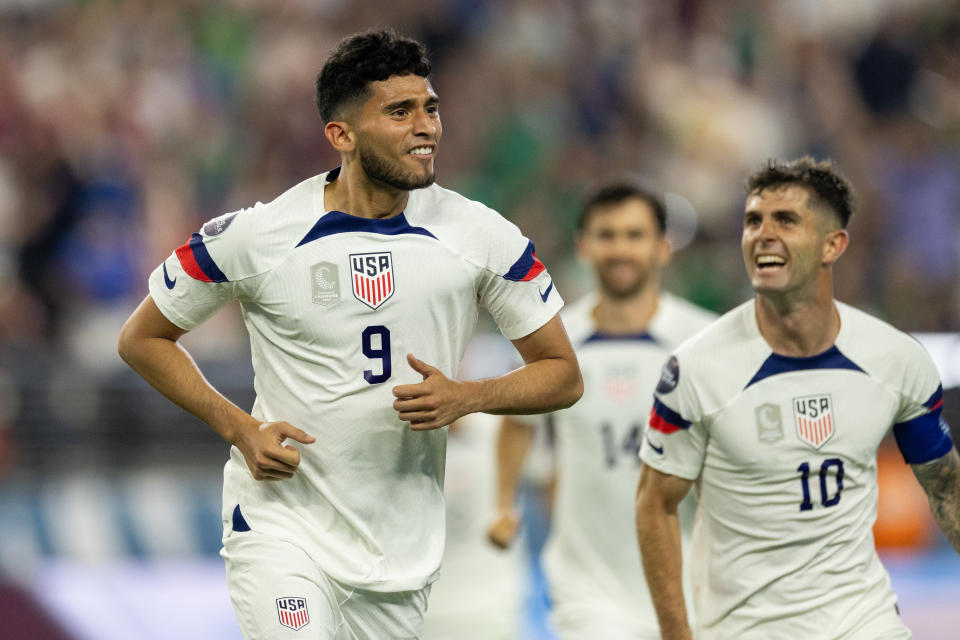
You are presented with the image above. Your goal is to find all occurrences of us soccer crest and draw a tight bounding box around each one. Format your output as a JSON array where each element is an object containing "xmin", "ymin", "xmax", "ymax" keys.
[
  {"xmin": 350, "ymin": 252, "xmax": 394, "ymax": 310},
  {"xmin": 276, "ymin": 597, "xmax": 309, "ymax": 630},
  {"xmin": 604, "ymin": 364, "xmax": 637, "ymax": 401},
  {"xmin": 793, "ymin": 394, "xmax": 835, "ymax": 449}
]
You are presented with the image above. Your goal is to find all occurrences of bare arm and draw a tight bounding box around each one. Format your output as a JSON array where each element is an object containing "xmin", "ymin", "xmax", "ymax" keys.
[
  {"xmin": 487, "ymin": 416, "xmax": 535, "ymax": 549},
  {"xmin": 911, "ymin": 447, "xmax": 960, "ymax": 553},
  {"xmin": 636, "ymin": 464, "xmax": 694, "ymax": 640},
  {"xmin": 392, "ymin": 314, "xmax": 582, "ymax": 430},
  {"xmin": 117, "ymin": 295, "xmax": 315, "ymax": 480}
]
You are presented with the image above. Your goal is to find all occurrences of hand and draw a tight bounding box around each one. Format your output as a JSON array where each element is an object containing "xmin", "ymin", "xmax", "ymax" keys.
[
  {"xmin": 233, "ymin": 420, "xmax": 315, "ymax": 481},
  {"xmin": 392, "ymin": 354, "xmax": 474, "ymax": 431},
  {"xmin": 487, "ymin": 510, "xmax": 520, "ymax": 549}
]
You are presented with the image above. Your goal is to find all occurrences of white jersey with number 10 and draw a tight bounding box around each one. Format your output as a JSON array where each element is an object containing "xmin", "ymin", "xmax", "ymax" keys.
[{"xmin": 641, "ymin": 299, "xmax": 953, "ymax": 639}]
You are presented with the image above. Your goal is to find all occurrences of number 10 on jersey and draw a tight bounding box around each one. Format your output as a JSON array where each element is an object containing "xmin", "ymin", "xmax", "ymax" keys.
[{"xmin": 797, "ymin": 458, "xmax": 844, "ymax": 511}]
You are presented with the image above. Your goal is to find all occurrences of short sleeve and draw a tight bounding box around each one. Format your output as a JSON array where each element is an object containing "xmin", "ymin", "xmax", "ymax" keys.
[
  {"xmin": 892, "ymin": 349, "xmax": 954, "ymax": 463},
  {"xmin": 640, "ymin": 354, "xmax": 708, "ymax": 480},
  {"xmin": 478, "ymin": 239, "xmax": 564, "ymax": 341},
  {"xmin": 148, "ymin": 211, "xmax": 250, "ymax": 330}
]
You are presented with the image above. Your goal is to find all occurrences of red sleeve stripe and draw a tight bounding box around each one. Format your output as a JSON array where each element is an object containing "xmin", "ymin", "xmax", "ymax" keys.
[
  {"xmin": 174, "ymin": 233, "xmax": 228, "ymax": 283},
  {"xmin": 503, "ymin": 240, "xmax": 547, "ymax": 282},
  {"xmin": 649, "ymin": 398, "xmax": 691, "ymax": 434}
]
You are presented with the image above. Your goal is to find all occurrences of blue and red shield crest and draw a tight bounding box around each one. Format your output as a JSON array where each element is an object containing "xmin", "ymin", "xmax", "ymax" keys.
[
  {"xmin": 276, "ymin": 597, "xmax": 309, "ymax": 631},
  {"xmin": 793, "ymin": 394, "xmax": 835, "ymax": 449},
  {"xmin": 350, "ymin": 252, "xmax": 395, "ymax": 310}
]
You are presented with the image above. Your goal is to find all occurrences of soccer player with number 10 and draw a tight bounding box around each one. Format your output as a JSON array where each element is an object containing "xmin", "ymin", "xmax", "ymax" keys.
[{"xmin": 636, "ymin": 157, "xmax": 960, "ymax": 640}]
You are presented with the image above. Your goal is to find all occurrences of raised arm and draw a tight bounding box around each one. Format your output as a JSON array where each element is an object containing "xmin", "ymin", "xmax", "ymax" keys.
[
  {"xmin": 487, "ymin": 415, "xmax": 535, "ymax": 549},
  {"xmin": 636, "ymin": 464, "xmax": 694, "ymax": 640},
  {"xmin": 911, "ymin": 446, "xmax": 960, "ymax": 553},
  {"xmin": 392, "ymin": 314, "xmax": 582, "ymax": 430},
  {"xmin": 118, "ymin": 295, "xmax": 315, "ymax": 480}
]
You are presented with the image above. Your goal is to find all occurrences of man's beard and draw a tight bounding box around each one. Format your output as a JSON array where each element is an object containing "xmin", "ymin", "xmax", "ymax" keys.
[
  {"xmin": 597, "ymin": 263, "xmax": 650, "ymax": 300},
  {"xmin": 359, "ymin": 145, "xmax": 435, "ymax": 191}
]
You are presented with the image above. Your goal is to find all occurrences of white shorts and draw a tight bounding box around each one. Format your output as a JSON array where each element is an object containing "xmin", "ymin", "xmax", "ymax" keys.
[
  {"xmin": 221, "ymin": 531, "xmax": 430, "ymax": 639},
  {"xmin": 548, "ymin": 595, "xmax": 661, "ymax": 640}
]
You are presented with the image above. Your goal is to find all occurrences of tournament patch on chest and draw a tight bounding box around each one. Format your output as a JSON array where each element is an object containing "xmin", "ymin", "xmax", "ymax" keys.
[
  {"xmin": 793, "ymin": 393, "xmax": 835, "ymax": 449},
  {"xmin": 350, "ymin": 251, "xmax": 394, "ymax": 310},
  {"xmin": 311, "ymin": 261, "xmax": 340, "ymax": 306},
  {"xmin": 755, "ymin": 403, "xmax": 785, "ymax": 443}
]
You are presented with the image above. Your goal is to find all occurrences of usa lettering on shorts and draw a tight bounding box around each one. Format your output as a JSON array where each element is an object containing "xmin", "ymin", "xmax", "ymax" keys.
[{"xmin": 276, "ymin": 597, "xmax": 310, "ymax": 630}]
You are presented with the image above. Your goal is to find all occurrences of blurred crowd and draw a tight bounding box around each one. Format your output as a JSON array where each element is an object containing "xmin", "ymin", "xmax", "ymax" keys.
[
  {"xmin": 2, "ymin": 0, "xmax": 960, "ymax": 349},
  {"xmin": 1, "ymin": 0, "xmax": 960, "ymax": 475}
]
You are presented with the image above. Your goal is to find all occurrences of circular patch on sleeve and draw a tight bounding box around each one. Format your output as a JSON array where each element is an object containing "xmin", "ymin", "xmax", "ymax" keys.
[
  {"xmin": 656, "ymin": 355, "xmax": 680, "ymax": 394},
  {"xmin": 202, "ymin": 211, "xmax": 240, "ymax": 236}
]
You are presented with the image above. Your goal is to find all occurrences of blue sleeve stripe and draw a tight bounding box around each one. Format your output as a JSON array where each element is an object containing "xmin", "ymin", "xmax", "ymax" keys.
[
  {"xmin": 924, "ymin": 384, "xmax": 944, "ymax": 410},
  {"xmin": 652, "ymin": 397, "xmax": 692, "ymax": 430},
  {"xmin": 893, "ymin": 409, "xmax": 954, "ymax": 464},
  {"xmin": 189, "ymin": 233, "xmax": 229, "ymax": 283},
  {"xmin": 503, "ymin": 240, "xmax": 546, "ymax": 281}
]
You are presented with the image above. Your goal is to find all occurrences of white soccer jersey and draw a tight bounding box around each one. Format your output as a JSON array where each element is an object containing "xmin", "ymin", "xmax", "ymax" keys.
[
  {"xmin": 148, "ymin": 168, "xmax": 562, "ymax": 592},
  {"xmin": 522, "ymin": 292, "xmax": 714, "ymax": 638},
  {"xmin": 640, "ymin": 299, "xmax": 954, "ymax": 640}
]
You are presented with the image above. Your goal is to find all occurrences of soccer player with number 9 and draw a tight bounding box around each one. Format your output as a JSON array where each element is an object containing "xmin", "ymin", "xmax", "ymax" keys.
[
  {"xmin": 118, "ymin": 30, "xmax": 582, "ymax": 640},
  {"xmin": 636, "ymin": 157, "xmax": 960, "ymax": 640}
]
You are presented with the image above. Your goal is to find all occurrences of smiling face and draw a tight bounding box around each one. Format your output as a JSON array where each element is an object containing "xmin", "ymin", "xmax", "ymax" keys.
[
  {"xmin": 349, "ymin": 74, "xmax": 441, "ymax": 191},
  {"xmin": 742, "ymin": 184, "xmax": 846, "ymax": 302},
  {"xmin": 578, "ymin": 197, "xmax": 670, "ymax": 299}
]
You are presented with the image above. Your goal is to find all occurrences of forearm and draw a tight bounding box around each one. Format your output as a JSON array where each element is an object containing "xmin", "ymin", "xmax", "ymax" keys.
[
  {"xmin": 637, "ymin": 507, "xmax": 691, "ymax": 640},
  {"xmin": 913, "ymin": 448, "xmax": 960, "ymax": 553},
  {"xmin": 118, "ymin": 333, "xmax": 253, "ymax": 444},
  {"xmin": 495, "ymin": 417, "xmax": 534, "ymax": 511},
  {"xmin": 636, "ymin": 466, "xmax": 693, "ymax": 640},
  {"xmin": 465, "ymin": 355, "xmax": 581, "ymax": 415}
]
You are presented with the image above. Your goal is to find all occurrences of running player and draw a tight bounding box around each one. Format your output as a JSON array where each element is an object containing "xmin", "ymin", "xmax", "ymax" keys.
[
  {"xmin": 487, "ymin": 182, "xmax": 715, "ymax": 639},
  {"xmin": 118, "ymin": 30, "xmax": 582, "ymax": 640},
  {"xmin": 636, "ymin": 157, "xmax": 960, "ymax": 640}
]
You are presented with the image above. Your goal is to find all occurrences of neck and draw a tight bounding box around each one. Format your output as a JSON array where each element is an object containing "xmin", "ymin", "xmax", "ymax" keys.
[
  {"xmin": 324, "ymin": 160, "xmax": 409, "ymax": 219},
  {"xmin": 593, "ymin": 280, "xmax": 660, "ymax": 334},
  {"xmin": 754, "ymin": 286, "xmax": 839, "ymax": 357}
]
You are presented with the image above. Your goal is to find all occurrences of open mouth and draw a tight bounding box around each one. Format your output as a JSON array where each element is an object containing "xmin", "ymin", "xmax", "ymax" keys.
[
  {"xmin": 408, "ymin": 146, "xmax": 435, "ymax": 158},
  {"xmin": 756, "ymin": 254, "xmax": 786, "ymax": 271}
]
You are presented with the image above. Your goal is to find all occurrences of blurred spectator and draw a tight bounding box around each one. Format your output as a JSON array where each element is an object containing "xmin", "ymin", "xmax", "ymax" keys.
[
  {"xmin": 0, "ymin": 0, "xmax": 957, "ymax": 353},
  {"xmin": 0, "ymin": 0, "xmax": 956, "ymax": 475}
]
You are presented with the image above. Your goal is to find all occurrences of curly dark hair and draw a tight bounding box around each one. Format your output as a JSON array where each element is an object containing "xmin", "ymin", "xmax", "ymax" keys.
[
  {"xmin": 316, "ymin": 30, "xmax": 432, "ymax": 123},
  {"xmin": 577, "ymin": 181, "xmax": 667, "ymax": 234},
  {"xmin": 745, "ymin": 156, "xmax": 855, "ymax": 228}
]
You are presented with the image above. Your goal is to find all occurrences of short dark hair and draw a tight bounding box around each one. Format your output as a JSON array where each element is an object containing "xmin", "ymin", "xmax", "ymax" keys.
[
  {"xmin": 745, "ymin": 156, "xmax": 855, "ymax": 228},
  {"xmin": 577, "ymin": 182, "xmax": 667, "ymax": 234},
  {"xmin": 316, "ymin": 30, "xmax": 432, "ymax": 123}
]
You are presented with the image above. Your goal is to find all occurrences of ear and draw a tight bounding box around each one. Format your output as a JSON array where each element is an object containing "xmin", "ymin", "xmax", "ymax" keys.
[
  {"xmin": 324, "ymin": 121, "xmax": 355, "ymax": 153},
  {"xmin": 574, "ymin": 232, "xmax": 588, "ymax": 262},
  {"xmin": 821, "ymin": 228, "xmax": 848, "ymax": 266},
  {"xmin": 656, "ymin": 235, "xmax": 673, "ymax": 268}
]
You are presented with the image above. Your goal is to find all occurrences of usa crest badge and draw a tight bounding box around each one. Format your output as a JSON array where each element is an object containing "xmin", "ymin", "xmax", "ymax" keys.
[
  {"xmin": 350, "ymin": 252, "xmax": 394, "ymax": 310},
  {"xmin": 793, "ymin": 394, "xmax": 834, "ymax": 449},
  {"xmin": 276, "ymin": 597, "xmax": 309, "ymax": 631}
]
